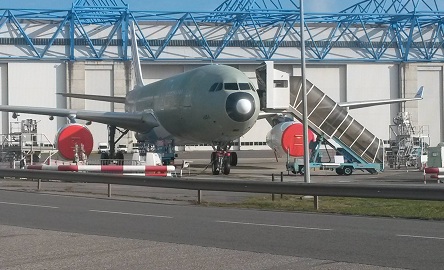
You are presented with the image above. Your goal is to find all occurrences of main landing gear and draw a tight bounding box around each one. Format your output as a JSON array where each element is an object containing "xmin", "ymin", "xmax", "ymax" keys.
[
  {"xmin": 101, "ymin": 125, "xmax": 128, "ymax": 165},
  {"xmin": 210, "ymin": 145, "xmax": 238, "ymax": 175}
]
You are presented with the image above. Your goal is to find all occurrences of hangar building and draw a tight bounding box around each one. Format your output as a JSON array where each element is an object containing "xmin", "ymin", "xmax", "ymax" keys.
[{"xmin": 0, "ymin": 0, "xmax": 443, "ymax": 153}]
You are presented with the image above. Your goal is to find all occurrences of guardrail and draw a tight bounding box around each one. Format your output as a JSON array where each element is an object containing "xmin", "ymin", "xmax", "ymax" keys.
[{"xmin": 0, "ymin": 169, "xmax": 444, "ymax": 203}]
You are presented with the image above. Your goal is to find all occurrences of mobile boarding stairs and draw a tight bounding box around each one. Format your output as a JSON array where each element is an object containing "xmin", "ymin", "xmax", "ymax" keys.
[{"xmin": 257, "ymin": 61, "xmax": 384, "ymax": 175}]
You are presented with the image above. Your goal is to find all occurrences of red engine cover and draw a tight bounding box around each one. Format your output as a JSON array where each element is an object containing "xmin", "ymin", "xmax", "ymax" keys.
[
  {"xmin": 55, "ymin": 124, "xmax": 94, "ymax": 160},
  {"xmin": 281, "ymin": 123, "xmax": 315, "ymax": 157}
]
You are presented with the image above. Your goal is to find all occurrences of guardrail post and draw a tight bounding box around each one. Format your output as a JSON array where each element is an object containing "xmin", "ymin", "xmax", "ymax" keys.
[
  {"xmin": 314, "ymin": 196, "xmax": 319, "ymax": 210},
  {"xmin": 272, "ymin": 174, "xmax": 275, "ymax": 201},
  {"xmin": 197, "ymin": 190, "xmax": 202, "ymax": 204},
  {"xmin": 280, "ymin": 172, "xmax": 283, "ymax": 199},
  {"xmin": 108, "ymin": 184, "xmax": 112, "ymax": 197},
  {"xmin": 37, "ymin": 179, "xmax": 41, "ymax": 190}
]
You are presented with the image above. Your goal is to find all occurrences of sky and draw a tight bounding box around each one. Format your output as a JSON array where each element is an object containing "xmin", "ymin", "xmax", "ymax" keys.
[{"xmin": 0, "ymin": 0, "xmax": 367, "ymax": 13}]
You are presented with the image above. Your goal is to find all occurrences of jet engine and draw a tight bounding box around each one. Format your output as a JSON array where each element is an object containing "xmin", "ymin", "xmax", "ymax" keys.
[
  {"xmin": 135, "ymin": 132, "xmax": 152, "ymax": 142},
  {"xmin": 266, "ymin": 122, "xmax": 315, "ymax": 157},
  {"xmin": 55, "ymin": 124, "xmax": 94, "ymax": 160}
]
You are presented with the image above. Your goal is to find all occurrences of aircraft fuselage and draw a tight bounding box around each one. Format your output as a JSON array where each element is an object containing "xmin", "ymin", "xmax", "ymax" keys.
[{"xmin": 125, "ymin": 65, "xmax": 260, "ymax": 145}]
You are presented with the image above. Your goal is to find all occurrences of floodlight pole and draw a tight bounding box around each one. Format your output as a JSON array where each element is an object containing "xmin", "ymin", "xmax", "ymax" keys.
[{"xmin": 300, "ymin": 0, "xmax": 311, "ymax": 183}]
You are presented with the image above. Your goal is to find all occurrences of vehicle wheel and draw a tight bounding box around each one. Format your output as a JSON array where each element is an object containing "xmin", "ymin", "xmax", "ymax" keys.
[
  {"xmin": 343, "ymin": 166, "xmax": 353, "ymax": 176},
  {"xmin": 223, "ymin": 159, "xmax": 231, "ymax": 175},
  {"xmin": 211, "ymin": 152, "xmax": 216, "ymax": 163},
  {"xmin": 115, "ymin": 151, "xmax": 124, "ymax": 165},
  {"xmin": 229, "ymin": 152, "xmax": 238, "ymax": 166},
  {"xmin": 100, "ymin": 152, "xmax": 110, "ymax": 165},
  {"xmin": 335, "ymin": 167, "xmax": 344, "ymax": 175},
  {"xmin": 298, "ymin": 165, "xmax": 305, "ymax": 175},
  {"xmin": 212, "ymin": 159, "xmax": 220, "ymax": 175}
]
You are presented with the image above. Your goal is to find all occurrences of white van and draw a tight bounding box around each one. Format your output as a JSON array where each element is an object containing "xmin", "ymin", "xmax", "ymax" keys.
[
  {"xmin": 97, "ymin": 142, "xmax": 109, "ymax": 153},
  {"xmin": 131, "ymin": 142, "xmax": 141, "ymax": 153},
  {"xmin": 117, "ymin": 144, "xmax": 128, "ymax": 153}
]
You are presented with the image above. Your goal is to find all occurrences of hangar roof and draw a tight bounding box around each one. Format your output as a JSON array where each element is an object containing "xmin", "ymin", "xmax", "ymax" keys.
[{"xmin": 0, "ymin": 0, "xmax": 443, "ymax": 62}]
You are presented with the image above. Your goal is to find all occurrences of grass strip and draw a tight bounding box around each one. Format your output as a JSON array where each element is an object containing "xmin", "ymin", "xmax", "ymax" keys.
[{"xmin": 203, "ymin": 195, "xmax": 444, "ymax": 220}]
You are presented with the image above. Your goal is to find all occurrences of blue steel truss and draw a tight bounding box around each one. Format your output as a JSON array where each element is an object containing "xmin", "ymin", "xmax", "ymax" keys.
[{"xmin": 0, "ymin": 0, "xmax": 443, "ymax": 62}]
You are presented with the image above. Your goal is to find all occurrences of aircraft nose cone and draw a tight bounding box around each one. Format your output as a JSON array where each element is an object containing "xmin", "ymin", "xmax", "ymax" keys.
[
  {"xmin": 226, "ymin": 92, "xmax": 255, "ymax": 122},
  {"xmin": 236, "ymin": 99, "xmax": 252, "ymax": 114}
]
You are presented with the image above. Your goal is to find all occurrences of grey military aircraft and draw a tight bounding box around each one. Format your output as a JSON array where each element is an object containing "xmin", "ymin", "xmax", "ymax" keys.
[{"xmin": 0, "ymin": 22, "xmax": 260, "ymax": 175}]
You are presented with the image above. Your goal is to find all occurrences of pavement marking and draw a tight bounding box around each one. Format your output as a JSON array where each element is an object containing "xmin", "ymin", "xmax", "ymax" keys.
[
  {"xmin": 0, "ymin": 201, "xmax": 59, "ymax": 209},
  {"xmin": 89, "ymin": 209, "xmax": 173, "ymax": 219},
  {"xmin": 216, "ymin": 220, "xmax": 332, "ymax": 231},
  {"xmin": 397, "ymin": 234, "xmax": 444, "ymax": 241}
]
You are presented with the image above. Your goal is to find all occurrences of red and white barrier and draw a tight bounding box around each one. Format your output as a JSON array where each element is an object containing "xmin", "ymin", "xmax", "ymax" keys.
[
  {"xmin": 26, "ymin": 165, "xmax": 176, "ymax": 177},
  {"xmin": 424, "ymin": 167, "xmax": 444, "ymax": 174},
  {"xmin": 423, "ymin": 167, "xmax": 444, "ymax": 184}
]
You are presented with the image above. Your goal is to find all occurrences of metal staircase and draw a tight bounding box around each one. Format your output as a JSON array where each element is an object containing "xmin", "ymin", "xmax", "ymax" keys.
[{"xmin": 287, "ymin": 76, "xmax": 384, "ymax": 165}]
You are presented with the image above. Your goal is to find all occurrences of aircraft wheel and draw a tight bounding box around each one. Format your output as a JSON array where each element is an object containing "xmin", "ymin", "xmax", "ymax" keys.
[
  {"xmin": 100, "ymin": 152, "xmax": 110, "ymax": 165},
  {"xmin": 229, "ymin": 152, "xmax": 238, "ymax": 166},
  {"xmin": 343, "ymin": 166, "xmax": 353, "ymax": 176},
  {"xmin": 335, "ymin": 167, "xmax": 344, "ymax": 175},
  {"xmin": 212, "ymin": 159, "xmax": 220, "ymax": 175},
  {"xmin": 115, "ymin": 151, "xmax": 124, "ymax": 165},
  {"xmin": 223, "ymin": 159, "xmax": 231, "ymax": 175}
]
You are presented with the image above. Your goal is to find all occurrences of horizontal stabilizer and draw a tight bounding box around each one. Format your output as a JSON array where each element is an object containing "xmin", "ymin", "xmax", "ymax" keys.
[
  {"xmin": 59, "ymin": 93, "xmax": 126, "ymax": 104},
  {"xmin": 339, "ymin": 86, "xmax": 424, "ymax": 109}
]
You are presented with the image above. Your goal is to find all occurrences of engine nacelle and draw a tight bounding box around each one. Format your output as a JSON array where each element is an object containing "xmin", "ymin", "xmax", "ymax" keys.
[
  {"xmin": 266, "ymin": 122, "xmax": 315, "ymax": 157},
  {"xmin": 55, "ymin": 124, "xmax": 94, "ymax": 160},
  {"xmin": 135, "ymin": 132, "xmax": 152, "ymax": 142}
]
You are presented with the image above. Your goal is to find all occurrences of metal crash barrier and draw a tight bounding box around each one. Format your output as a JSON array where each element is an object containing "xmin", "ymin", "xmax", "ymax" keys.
[{"xmin": 0, "ymin": 169, "xmax": 444, "ymax": 202}]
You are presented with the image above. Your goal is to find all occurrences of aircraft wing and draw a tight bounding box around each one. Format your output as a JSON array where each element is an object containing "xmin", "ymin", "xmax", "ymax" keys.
[
  {"xmin": 339, "ymin": 86, "xmax": 424, "ymax": 109},
  {"xmin": 0, "ymin": 105, "xmax": 159, "ymax": 133}
]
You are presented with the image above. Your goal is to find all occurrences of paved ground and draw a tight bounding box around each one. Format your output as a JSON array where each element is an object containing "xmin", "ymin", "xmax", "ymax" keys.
[
  {"xmin": 0, "ymin": 225, "xmax": 405, "ymax": 270},
  {"xmin": 0, "ymin": 150, "xmax": 435, "ymax": 270}
]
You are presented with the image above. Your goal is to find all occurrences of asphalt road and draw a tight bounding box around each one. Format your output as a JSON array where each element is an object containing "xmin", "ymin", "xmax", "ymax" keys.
[
  {"xmin": 0, "ymin": 151, "xmax": 442, "ymax": 269},
  {"xmin": 0, "ymin": 189, "xmax": 443, "ymax": 269}
]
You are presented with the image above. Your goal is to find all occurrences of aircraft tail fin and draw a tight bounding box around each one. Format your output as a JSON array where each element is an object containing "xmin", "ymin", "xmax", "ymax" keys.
[
  {"xmin": 414, "ymin": 86, "xmax": 424, "ymax": 99},
  {"xmin": 130, "ymin": 21, "xmax": 144, "ymax": 88}
]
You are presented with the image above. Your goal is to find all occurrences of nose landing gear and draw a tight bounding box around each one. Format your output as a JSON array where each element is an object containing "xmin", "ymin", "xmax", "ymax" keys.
[{"xmin": 211, "ymin": 151, "xmax": 231, "ymax": 175}]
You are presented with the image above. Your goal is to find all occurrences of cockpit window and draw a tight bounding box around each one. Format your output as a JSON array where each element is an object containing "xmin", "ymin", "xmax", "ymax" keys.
[
  {"xmin": 213, "ymin": 82, "xmax": 256, "ymax": 91},
  {"xmin": 209, "ymin": 83, "xmax": 218, "ymax": 92},
  {"xmin": 238, "ymin": 83, "xmax": 250, "ymax": 90},
  {"xmin": 209, "ymin": 83, "xmax": 223, "ymax": 92},
  {"xmin": 224, "ymin": 83, "xmax": 239, "ymax": 90}
]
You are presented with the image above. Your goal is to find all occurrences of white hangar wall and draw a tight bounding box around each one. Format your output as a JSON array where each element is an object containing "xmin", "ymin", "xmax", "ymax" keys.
[
  {"xmin": 1, "ymin": 61, "xmax": 441, "ymax": 150},
  {"xmin": 1, "ymin": 62, "xmax": 66, "ymax": 145},
  {"xmin": 415, "ymin": 66, "xmax": 443, "ymax": 146}
]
